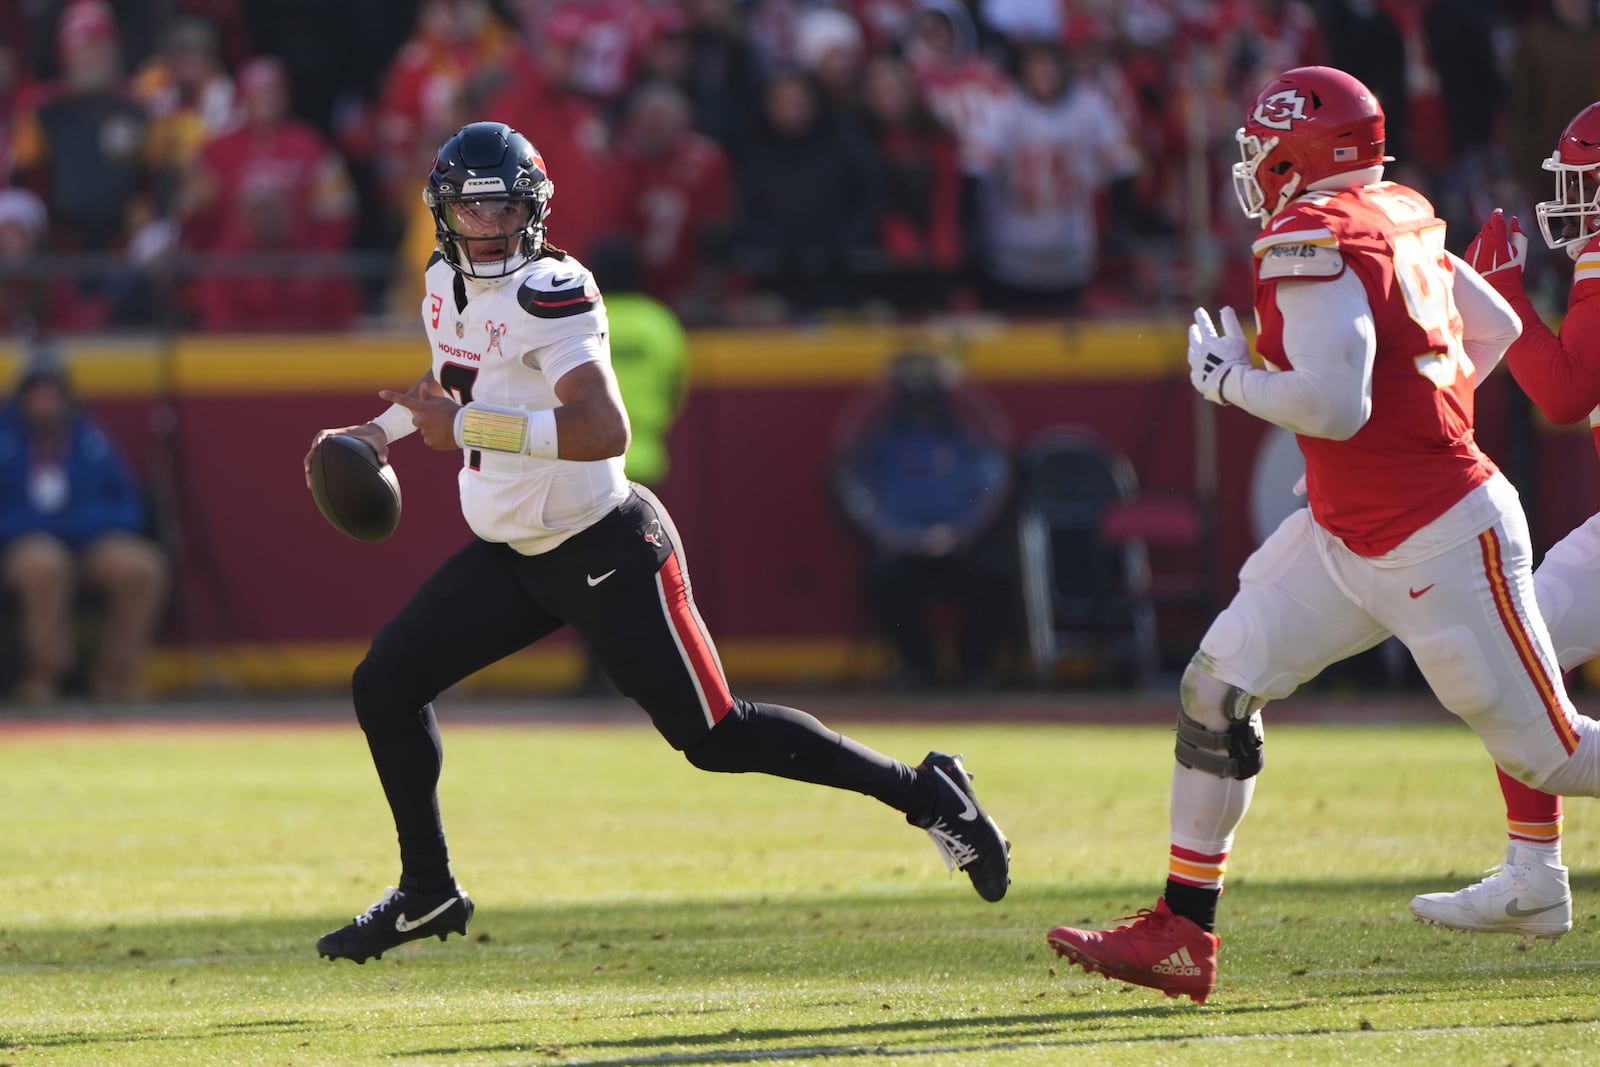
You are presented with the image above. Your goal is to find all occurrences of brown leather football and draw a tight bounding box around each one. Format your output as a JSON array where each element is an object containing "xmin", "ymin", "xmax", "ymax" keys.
[{"xmin": 309, "ymin": 434, "xmax": 401, "ymax": 543}]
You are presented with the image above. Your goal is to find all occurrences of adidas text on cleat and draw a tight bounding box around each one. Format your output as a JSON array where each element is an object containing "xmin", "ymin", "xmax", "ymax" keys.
[
  {"xmin": 317, "ymin": 885, "xmax": 474, "ymax": 963},
  {"xmin": 1047, "ymin": 898, "xmax": 1219, "ymax": 1004},
  {"xmin": 908, "ymin": 751, "xmax": 1011, "ymax": 902},
  {"xmin": 1410, "ymin": 844, "xmax": 1571, "ymax": 940}
]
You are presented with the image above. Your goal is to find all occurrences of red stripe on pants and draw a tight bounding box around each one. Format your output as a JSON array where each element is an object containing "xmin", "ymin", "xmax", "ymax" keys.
[{"xmin": 658, "ymin": 553, "xmax": 733, "ymax": 724}]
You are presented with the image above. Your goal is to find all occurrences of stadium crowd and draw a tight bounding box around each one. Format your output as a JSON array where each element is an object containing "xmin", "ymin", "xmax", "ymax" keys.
[{"xmin": 0, "ymin": 0, "xmax": 1583, "ymax": 334}]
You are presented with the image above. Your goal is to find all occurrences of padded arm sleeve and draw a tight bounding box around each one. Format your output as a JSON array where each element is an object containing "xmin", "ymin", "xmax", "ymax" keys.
[{"xmin": 1225, "ymin": 272, "xmax": 1375, "ymax": 440}]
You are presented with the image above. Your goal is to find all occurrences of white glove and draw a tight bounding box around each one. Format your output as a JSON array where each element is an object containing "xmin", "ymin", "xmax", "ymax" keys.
[{"xmin": 1187, "ymin": 305, "xmax": 1250, "ymax": 406}]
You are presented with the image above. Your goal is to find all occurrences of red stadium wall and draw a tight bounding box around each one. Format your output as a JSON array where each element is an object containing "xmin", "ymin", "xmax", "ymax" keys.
[{"xmin": 4, "ymin": 325, "xmax": 1595, "ymax": 693}]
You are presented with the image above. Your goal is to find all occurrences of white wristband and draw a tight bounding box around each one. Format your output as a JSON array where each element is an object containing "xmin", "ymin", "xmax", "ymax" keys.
[
  {"xmin": 453, "ymin": 402, "xmax": 559, "ymax": 459},
  {"xmin": 370, "ymin": 403, "xmax": 416, "ymax": 443}
]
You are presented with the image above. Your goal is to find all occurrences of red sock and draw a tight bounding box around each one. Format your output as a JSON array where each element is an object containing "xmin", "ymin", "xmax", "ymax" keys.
[{"xmin": 1498, "ymin": 766, "xmax": 1561, "ymax": 852}]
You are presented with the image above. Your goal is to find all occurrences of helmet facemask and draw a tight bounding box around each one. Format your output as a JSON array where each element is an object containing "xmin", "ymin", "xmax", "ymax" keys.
[
  {"xmin": 425, "ymin": 178, "xmax": 553, "ymax": 280},
  {"xmin": 1233, "ymin": 129, "xmax": 1302, "ymax": 225},
  {"xmin": 1535, "ymin": 158, "xmax": 1600, "ymax": 258}
]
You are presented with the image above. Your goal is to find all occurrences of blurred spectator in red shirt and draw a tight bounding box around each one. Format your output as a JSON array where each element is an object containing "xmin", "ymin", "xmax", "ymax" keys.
[
  {"xmin": 486, "ymin": 20, "xmax": 622, "ymax": 264},
  {"xmin": 181, "ymin": 57, "xmax": 358, "ymax": 331},
  {"xmin": 732, "ymin": 68, "xmax": 882, "ymax": 317},
  {"xmin": 375, "ymin": 0, "xmax": 518, "ymax": 210},
  {"xmin": 857, "ymin": 53, "xmax": 964, "ymax": 314},
  {"xmin": 614, "ymin": 81, "xmax": 734, "ymax": 325},
  {"xmin": 131, "ymin": 15, "xmax": 237, "ymax": 178},
  {"xmin": 9, "ymin": 1, "xmax": 153, "ymax": 254},
  {"xmin": 536, "ymin": 0, "xmax": 655, "ymax": 109},
  {"xmin": 0, "ymin": 187, "xmax": 112, "ymax": 334}
]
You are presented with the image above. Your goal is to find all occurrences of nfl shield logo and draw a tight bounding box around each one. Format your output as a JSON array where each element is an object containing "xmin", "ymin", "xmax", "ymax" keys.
[{"xmin": 455, "ymin": 321, "xmax": 464, "ymax": 338}]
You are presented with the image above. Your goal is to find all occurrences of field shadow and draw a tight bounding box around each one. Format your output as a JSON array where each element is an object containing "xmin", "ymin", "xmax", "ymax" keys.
[
  {"xmin": 396, "ymin": 1002, "xmax": 1304, "ymax": 1064},
  {"xmin": 7, "ymin": 869, "xmax": 1600, "ymax": 974},
  {"xmin": 393, "ymin": 1001, "xmax": 1600, "ymax": 1066}
]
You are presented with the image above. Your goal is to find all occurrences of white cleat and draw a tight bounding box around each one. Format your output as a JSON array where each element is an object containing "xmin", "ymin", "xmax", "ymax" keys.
[{"xmin": 1410, "ymin": 844, "xmax": 1571, "ymax": 940}]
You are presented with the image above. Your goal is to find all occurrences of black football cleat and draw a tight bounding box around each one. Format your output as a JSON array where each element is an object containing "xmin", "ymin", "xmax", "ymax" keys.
[
  {"xmin": 316, "ymin": 885, "xmax": 474, "ymax": 963},
  {"xmin": 909, "ymin": 751, "xmax": 1011, "ymax": 902}
]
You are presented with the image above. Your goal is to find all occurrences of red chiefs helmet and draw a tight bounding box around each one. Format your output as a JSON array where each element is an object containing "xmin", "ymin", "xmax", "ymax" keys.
[
  {"xmin": 1535, "ymin": 102, "xmax": 1600, "ymax": 255},
  {"xmin": 1232, "ymin": 66, "xmax": 1387, "ymax": 223}
]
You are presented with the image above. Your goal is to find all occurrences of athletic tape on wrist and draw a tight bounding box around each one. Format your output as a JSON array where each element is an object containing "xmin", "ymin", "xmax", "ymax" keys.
[
  {"xmin": 454, "ymin": 403, "xmax": 559, "ymax": 458},
  {"xmin": 371, "ymin": 403, "xmax": 417, "ymax": 443}
]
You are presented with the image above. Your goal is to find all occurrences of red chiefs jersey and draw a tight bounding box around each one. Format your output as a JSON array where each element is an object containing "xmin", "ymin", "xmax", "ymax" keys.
[
  {"xmin": 617, "ymin": 132, "xmax": 733, "ymax": 306},
  {"xmin": 1490, "ymin": 232, "xmax": 1600, "ymax": 462},
  {"xmin": 1252, "ymin": 182, "xmax": 1497, "ymax": 556}
]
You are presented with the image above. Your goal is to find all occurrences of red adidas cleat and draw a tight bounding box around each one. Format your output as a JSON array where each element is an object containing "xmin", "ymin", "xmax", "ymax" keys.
[{"xmin": 1047, "ymin": 898, "xmax": 1219, "ymax": 1004}]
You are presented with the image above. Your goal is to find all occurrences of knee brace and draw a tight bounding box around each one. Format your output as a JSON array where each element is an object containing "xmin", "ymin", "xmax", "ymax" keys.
[{"xmin": 1176, "ymin": 672, "xmax": 1265, "ymax": 780}]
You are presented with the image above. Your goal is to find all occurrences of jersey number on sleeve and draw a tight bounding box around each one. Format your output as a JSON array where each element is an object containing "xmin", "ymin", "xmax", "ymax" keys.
[
  {"xmin": 439, "ymin": 362, "xmax": 482, "ymax": 470},
  {"xmin": 1393, "ymin": 225, "xmax": 1468, "ymax": 388}
]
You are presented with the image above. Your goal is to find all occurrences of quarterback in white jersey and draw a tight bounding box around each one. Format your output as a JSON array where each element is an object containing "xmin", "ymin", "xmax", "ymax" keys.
[
  {"xmin": 300, "ymin": 122, "xmax": 1011, "ymax": 965},
  {"xmin": 417, "ymin": 244, "xmax": 628, "ymax": 553}
]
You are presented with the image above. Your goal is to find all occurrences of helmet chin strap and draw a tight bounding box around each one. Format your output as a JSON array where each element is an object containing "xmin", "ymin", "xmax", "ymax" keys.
[{"xmin": 1265, "ymin": 173, "xmax": 1302, "ymax": 222}]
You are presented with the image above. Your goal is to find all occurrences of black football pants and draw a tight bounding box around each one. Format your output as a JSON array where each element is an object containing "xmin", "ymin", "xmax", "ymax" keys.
[{"xmin": 348, "ymin": 486, "xmax": 927, "ymax": 889}]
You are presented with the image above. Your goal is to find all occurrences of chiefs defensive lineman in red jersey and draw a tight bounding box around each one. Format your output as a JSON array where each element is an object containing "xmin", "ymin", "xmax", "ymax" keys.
[
  {"xmin": 1410, "ymin": 102, "xmax": 1600, "ymax": 940},
  {"xmin": 1044, "ymin": 67, "xmax": 1600, "ymax": 1004}
]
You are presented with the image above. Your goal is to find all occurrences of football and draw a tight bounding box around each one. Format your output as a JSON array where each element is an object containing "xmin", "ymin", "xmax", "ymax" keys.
[{"xmin": 309, "ymin": 434, "xmax": 402, "ymax": 542}]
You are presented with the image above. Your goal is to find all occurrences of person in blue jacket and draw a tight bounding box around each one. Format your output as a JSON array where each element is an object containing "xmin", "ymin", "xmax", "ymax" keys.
[
  {"xmin": 0, "ymin": 347, "xmax": 167, "ymax": 703},
  {"xmin": 830, "ymin": 351, "xmax": 1013, "ymax": 689}
]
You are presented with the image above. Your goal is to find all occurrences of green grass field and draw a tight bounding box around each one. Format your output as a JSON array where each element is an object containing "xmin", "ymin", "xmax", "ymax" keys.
[{"xmin": 2, "ymin": 713, "xmax": 1598, "ymax": 1066}]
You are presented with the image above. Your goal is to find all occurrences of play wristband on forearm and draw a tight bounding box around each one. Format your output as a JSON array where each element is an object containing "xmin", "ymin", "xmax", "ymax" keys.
[
  {"xmin": 453, "ymin": 402, "xmax": 559, "ymax": 459},
  {"xmin": 371, "ymin": 403, "xmax": 417, "ymax": 443}
]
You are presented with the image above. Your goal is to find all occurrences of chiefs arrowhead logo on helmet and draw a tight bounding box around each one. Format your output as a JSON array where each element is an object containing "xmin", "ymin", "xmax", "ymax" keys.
[{"xmin": 1253, "ymin": 90, "xmax": 1308, "ymax": 131}]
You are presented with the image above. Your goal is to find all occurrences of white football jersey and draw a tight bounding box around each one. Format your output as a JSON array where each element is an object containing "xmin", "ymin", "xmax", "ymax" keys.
[
  {"xmin": 970, "ymin": 82, "xmax": 1139, "ymax": 289},
  {"xmin": 420, "ymin": 250, "xmax": 629, "ymax": 555}
]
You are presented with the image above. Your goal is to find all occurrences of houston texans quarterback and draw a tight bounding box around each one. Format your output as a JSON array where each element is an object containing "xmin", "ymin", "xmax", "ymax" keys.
[{"xmin": 301, "ymin": 121, "xmax": 1010, "ymax": 963}]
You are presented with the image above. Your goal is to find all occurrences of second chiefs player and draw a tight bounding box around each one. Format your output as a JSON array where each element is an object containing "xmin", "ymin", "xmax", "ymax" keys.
[
  {"xmin": 1410, "ymin": 101, "xmax": 1600, "ymax": 940},
  {"xmin": 1044, "ymin": 67, "xmax": 1600, "ymax": 1004},
  {"xmin": 301, "ymin": 122, "xmax": 1010, "ymax": 964}
]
